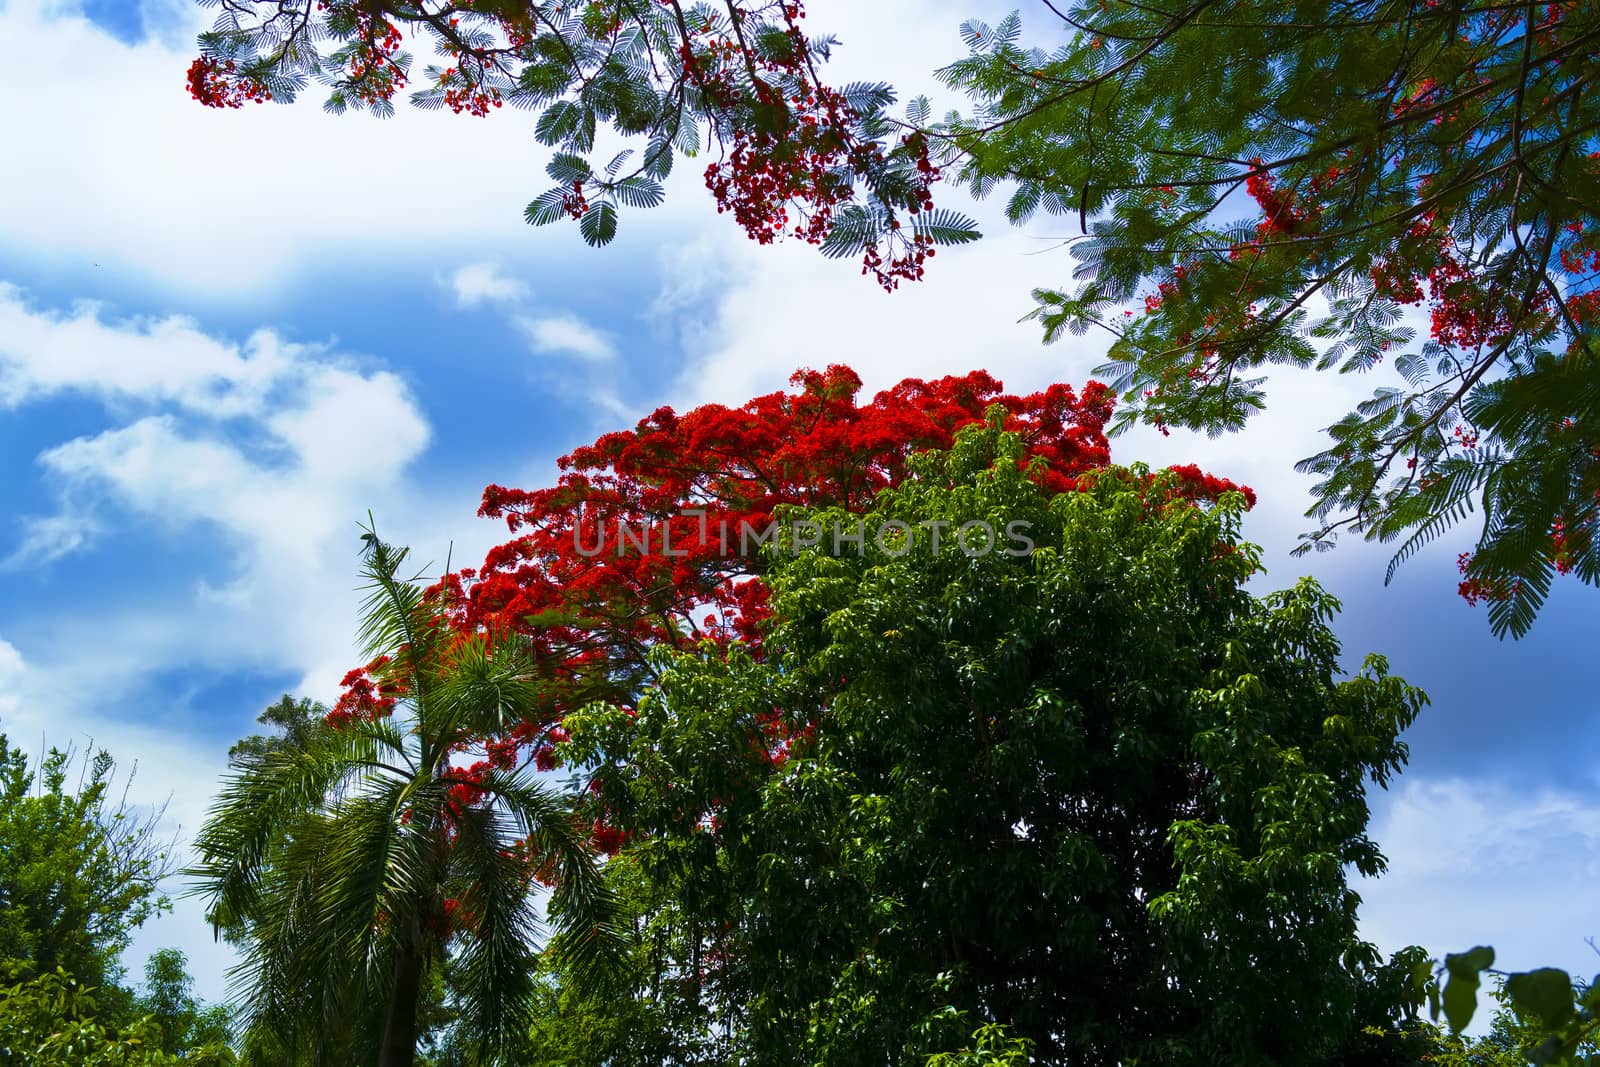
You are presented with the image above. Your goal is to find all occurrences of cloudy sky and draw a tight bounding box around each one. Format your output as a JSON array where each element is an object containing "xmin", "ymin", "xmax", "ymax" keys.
[{"xmin": 1, "ymin": 0, "xmax": 1595, "ymax": 1002}]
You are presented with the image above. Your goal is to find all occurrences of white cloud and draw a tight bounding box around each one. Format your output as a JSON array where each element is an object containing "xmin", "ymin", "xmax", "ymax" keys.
[
  {"xmin": 0, "ymin": 283, "xmax": 471, "ymax": 995},
  {"xmin": 0, "ymin": 637, "xmax": 23, "ymax": 719},
  {"xmin": 3, "ymin": 510, "xmax": 99, "ymax": 569},
  {"xmin": 442, "ymin": 260, "xmax": 624, "ymax": 411},
  {"xmin": 1, "ymin": 285, "xmax": 430, "ymax": 573},
  {"xmin": 0, "ymin": 285, "xmax": 291, "ymax": 413},
  {"xmin": 515, "ymin": 313, "xmax": 617, "ymax": 363},
  {"xmin": 0, "ymin": 638, "xmax": 22, "ymax": 678},
  {"xmin": 0, "ymin": 1, "xmax": 605, "ymax": 296},
  {"xmin": 447, "ymin": 263, "xmax": 530, "ymax": 309},
  {"xmin": 1359, "ymin": 777, "xmax": 1600, "ymax": 979}
]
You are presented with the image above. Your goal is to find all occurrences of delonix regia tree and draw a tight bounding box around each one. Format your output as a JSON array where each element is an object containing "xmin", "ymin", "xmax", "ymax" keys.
[
  {"xmin": 186, "ymin": 0, "xmax": 979, "ymax": 288},
  {"xmin": 934, "ymin": 2, "xmax": 1600, "ymax": 637},
  {"xmin": 186, "ymin": 1, "xmax": 1597, "ymax": 634},
  {"xmin": 188, "ymin": 530, "xmax": 624, "ymax": 1067},
  {"xmin": 399, "ymin": 367, "xmax": 1250, "ymax": 855},
  {"xmin": 557, "ymin": 423, "xmax": 1432, "ymax": 1064}
]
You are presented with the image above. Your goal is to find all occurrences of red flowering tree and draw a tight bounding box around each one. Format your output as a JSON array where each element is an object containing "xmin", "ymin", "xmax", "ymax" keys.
[
  {"xmin": 347, "ymin": 366, "xmax": 1245, "ymax": 855},
  {"xmin": 185, "ymin": 0, "xmax": 978, "ymax": 288},
  {"xmin": 211, "ymin": 370, "xmax": 1254, "ymax": 1060},
  {"xmin": 937, "ymin": 3, "xmax": 1600, "ymax": 635}
]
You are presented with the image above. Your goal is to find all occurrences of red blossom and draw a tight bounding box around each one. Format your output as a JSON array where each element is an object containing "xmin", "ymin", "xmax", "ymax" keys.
[
  {"xmin": 186, "ymin": 57, "xmax": 271, "ymax": 108},
  {"xmin": 448, "ymin": 368, "xmax": 1119, "ymax": 682},
  {"xmin": 590, "ymin": 820, "xmax": 627, "ymax": 856},
  {"xmin": 325, "ymin": 654, "xmax": 400, "ymax": 727},
  {"xmin": 321, "ymin": 366, "xmax": 1258, "ymax": 861}
]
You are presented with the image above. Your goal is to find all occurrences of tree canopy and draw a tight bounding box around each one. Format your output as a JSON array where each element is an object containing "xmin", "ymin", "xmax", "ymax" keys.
[
  {"xmin": 187, "ymin": 0, "xmax": 1598, "ymax": 634},
  {"xmin": 557, "ymin": 423, "xmax": 1429, "ymax": 1064},
  {"xmin": 0, "ymin": 740, "xmax": 231, "ymax": 1065},
  {"xmin": 188, "ymin": 0, "xmax": 979, "ymax": 286},
  {"xmin": 0, "ymin": 738, "xmax": 171, "ymax": 990},
  {"xmin": 937, "ymin": 1, "xmax": 1600, "ymax": 637}
]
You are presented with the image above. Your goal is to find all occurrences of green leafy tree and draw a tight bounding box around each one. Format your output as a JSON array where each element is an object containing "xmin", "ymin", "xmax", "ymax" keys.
[
  {"xmin": 934, "ymin": 1, "xmax": 1599, "ymax": 635},
  {"xmin": 925, "ymin": 1022, "xmax": 1036, "ymax": 1067},
  {"xmin": 0, "ymin": 967, "xmax": 233, "ymax": 1067},
  {"xmin": 565, "ymin": 423, "xmax": 1429, "ymax": 1064},
  {"xmin": 138, "ymin": 950, "xmax": 232, "ymax": 1059},
  {"xmin": 226, "ymin": 696, "xmax": 326, "ymax": 765},
  {"xmin": 519, "ymin": 853, "xmax": 727, "ymax": 1066},
  {"xmin": 188, "ymin": 528, "xmax": 623, "ymax": 1067},
  {"xmin": 0, "ymin": 738, "xmax": 172, "ymax": 991}
]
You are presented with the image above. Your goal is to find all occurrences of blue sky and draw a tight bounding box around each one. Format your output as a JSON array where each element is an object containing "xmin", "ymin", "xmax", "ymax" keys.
[{"xmin": 0, "ymin": 0, "xmax": 1595, "ymax": 1003}]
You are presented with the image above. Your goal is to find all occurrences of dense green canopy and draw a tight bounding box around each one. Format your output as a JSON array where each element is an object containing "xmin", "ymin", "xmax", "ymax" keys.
[{"xmin": 563, "ymin": 424, "xmax": 1430, "ymax": 1064}]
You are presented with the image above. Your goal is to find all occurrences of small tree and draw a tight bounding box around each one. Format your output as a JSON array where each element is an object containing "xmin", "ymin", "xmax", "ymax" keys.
[
  {"xmin": 0, "ymin": 968, "xmax": 226, "ymax": 1067},
  {"xmin": 189, "ymin": 529, "xmax": 623, "ymax": 1067},
  {"xmin": 226, "ymin": 695, "xmax": 325, "ymax": 765},
  {"xmin": 0, "ymin": 738, "xmax": 171, "ymax": 990},
  {"xmin": 138, "ymin": 950, "xmax": 231, "ymax": 1058}
]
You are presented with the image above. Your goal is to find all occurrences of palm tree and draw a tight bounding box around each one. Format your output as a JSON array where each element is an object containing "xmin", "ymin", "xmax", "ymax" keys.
[{"xmin": 190, "ymin": 527, "xmax": 622, "ymax": 1066}]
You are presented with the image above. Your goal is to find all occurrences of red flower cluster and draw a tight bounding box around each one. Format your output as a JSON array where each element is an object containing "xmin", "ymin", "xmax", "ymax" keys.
[
  {"xmin": 342, "ymin": 9, "xmax": 407, "ymax": 107},
  {"xmin": 185, "ymin": 58, "xmax": 270, "ymax": 108},
  {"xmin": 1244, "ymin": 160, "xmax": 1320, "ymax": 237},
  {"xmin": 589, "ymin": 819, "xmax": 627, "ymax": 857},
  {"xmin": 485, "ymin": 735, "xmax": 520, "ymax": 770},
  {"xmin": 687, "ymin": 3, "xmax": 942, "ymax": 289},
  {"xmin": 1163, "ymin": 464, "xmax": 1258, "ymax": 510},
  {"xmin": 1456, "ymin": 551, "xmax": 1511, "ymax": 607},
  {"xmin": 451, "ymin": 368, "xmax": 1117, "ymax": 673},
  {"xmin": 445, "ymin": 760, "xmax": 492, "ymax": 811},
  {"xmin": 1426, "ymin": 254, "xmax": 1517, "ymax": 350},
  {"xmin": 440, "ymin": 68, "xmax": 502, "ymax": 116},
  {"xmin": 325, "ymin": 655, "xmax": 399, "ymax": 727},
  {"xmin": 1549, "ymin": 519, "xmax": 1574, "ymax": 576},
  {"xmin": 1558, "ymin": 221, "xmax": 1600, "ymax": 276}
]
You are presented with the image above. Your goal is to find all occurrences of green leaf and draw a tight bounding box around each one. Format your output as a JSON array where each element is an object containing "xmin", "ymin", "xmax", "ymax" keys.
[
  {"xmin": 524, "ymin": 187, "xmax": 569, "ymax": 227},
  {"xmin": 546, "ymin": 152, "xmax": 592, "ymax": 184},
  {"xmin": 910, "ymin": 209, "xmax": 982, "ymax": 247},
  {"xmin": 1505, "ymin": 968, "xmax": 1575, "ymax": 1029},
  {"xmin": 841, "ymin": 81, "xmax": 896, "ymax": 115},
  {"xmin": 820, "ymin": 205, "xmax": 879, "ymax": 259},
  {"xmin": 534, "ymin": 99, "xmax": 584, "ymax": 146},
  {"xmin": 1440, "ymin": 946, "xmax": 1495, "ymax": 1032},
  {"xmin": 579, "ymin": 202, "xmax": 619, "ymax": 247},
  {"xmin": 611, "ymin": 175, "xmax": 665, "ymax": 209}
]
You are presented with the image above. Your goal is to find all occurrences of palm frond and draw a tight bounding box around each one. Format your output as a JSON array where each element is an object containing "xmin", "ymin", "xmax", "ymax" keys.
[
  {"xmin": 447, "ymin": 802, "xmax": 545, "ymax": 1059},
  {"xmin": 187, "ymin": 725, "xmax": 383, "ymax": 925}
]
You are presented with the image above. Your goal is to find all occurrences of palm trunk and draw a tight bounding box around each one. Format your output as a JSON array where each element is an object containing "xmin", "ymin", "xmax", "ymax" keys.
[{"xmin": 377, "ymin": 936, "xmax": 424, "ymax": 1067}]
